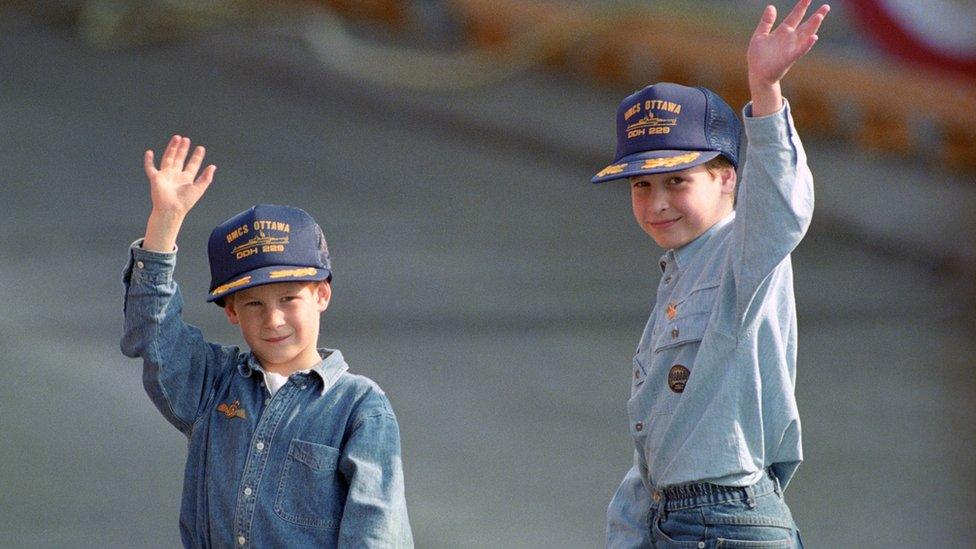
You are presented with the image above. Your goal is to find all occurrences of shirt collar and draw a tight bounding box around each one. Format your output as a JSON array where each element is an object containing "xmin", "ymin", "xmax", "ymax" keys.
[
  {"xmin": 237, "ymin": 348, "xmax": 349, "ymax": 396},
  {"xmin": 659, "ymin": 210, "xmax": 736, "ymax": 273}
]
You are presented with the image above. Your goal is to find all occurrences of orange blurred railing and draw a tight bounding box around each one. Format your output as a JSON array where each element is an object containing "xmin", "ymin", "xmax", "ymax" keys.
[{"xmin": 320, "ymin": 0, "xmax": 976, "ymax": 173}]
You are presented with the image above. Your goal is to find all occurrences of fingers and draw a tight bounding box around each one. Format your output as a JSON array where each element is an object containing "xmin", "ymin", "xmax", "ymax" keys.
[
  {"xmin": 194, "ymin": 164, "xmax": 217, "ymax": 187},
  {"xmin": 143, "ymin": 150, "xmax": 157, "ymax": 179},
  {"xmin": 781, "ymin": 0, "xmax": 812, "ymax": 29},
  {"xmin": 184, "ymin": 145, "xmax": 206, "ymax": 175},
  {"xmin": 158, "ymin": 135, "xmax": 211, "ymax": 175},
  {"xmin": 160, "ymin": 134, "xmax": 181, "ymax": 169},
  {"xmin": 174, "ymin": 136, "xmax": 191, "ymax": 167},
  {"xmin": 797, "ymin": 4, "xmax": 830, "ymax": 38},
  {"xmin": 753, "ymin": 5, "xmax": 776, "ymax": 37}
]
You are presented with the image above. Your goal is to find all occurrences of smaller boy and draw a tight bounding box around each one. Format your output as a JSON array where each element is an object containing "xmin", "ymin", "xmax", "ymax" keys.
[
  {"xmin": 121, "ymin": 135, "xmax": 412, "ymax": 548},
  {"xmin": 594, "ymin": 1, "xmax": 829, "ymax": 547}
]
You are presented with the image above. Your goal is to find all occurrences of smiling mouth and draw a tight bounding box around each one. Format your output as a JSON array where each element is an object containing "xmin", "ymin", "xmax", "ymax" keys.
[
  {"xmin": 263, "ymin": 335, "xmax": 290, "ymax": 343},
  {"xmin": 649, "ymin": 217, "xmax": 681, "ymax": 229}
]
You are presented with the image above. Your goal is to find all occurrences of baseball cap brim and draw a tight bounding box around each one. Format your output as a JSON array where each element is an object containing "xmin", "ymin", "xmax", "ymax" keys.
[
  {"xmin": 591, "ymin": 150, "xmax": 721, "ymax": 184},
  {"xmin": 207, "ymin": 264, "xmax": 332, "ymax": 305}
]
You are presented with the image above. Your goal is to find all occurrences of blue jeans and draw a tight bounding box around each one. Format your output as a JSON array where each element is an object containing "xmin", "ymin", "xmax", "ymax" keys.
[{"xmin": 649, "ymin": 470, "xmax": 803, "ymax": 548}]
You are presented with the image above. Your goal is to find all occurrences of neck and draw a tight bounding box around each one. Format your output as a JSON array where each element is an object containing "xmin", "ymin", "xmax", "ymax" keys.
[{"xmin": 258, "ymin": 347, "xmax": 323, "ymax": 376}]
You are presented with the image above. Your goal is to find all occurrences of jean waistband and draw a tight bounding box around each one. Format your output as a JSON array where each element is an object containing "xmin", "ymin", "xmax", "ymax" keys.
[{"xmin": 656, "ymin": 469, "xmax": 781, "ymax": 511}]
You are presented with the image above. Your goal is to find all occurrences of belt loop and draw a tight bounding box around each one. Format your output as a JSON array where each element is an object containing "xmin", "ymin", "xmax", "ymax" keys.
[
  {"xmin": 744, "ymin": 483, "xmax": 757, "ymax": 509},
  {"xmin": 652, "ymin": 489, "xmax": 668, "ymax": 522},
  {"xmin": 772, "ymin": 470, "xmax": 783, "ymax": 496}
]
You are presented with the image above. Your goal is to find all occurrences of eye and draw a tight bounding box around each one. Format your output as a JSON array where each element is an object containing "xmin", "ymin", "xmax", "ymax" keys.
[
  {"xmin": 631, "ymin": 180, "xmax": 650, "ymax": 188},
  {"xmin": 244, "ymin": 300, "xmax": 262, "ymax": 307},
  {"xmin": 280, "ymin": 295, "xmax": 299, "ymax": 303},
  {"xmin": 665, "ymin": 176, "xmax": 685, "ymax": 187}
]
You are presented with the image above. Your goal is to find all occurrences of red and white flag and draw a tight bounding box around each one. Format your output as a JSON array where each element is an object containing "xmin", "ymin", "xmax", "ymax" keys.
[{"xmin": 847, "ymin": 0, "xmax": 976, "ymax": 79}]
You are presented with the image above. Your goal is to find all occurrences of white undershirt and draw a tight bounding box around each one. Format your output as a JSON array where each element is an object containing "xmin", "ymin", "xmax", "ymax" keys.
[{"xmin": 261, "ymin": 369, "xmax": 311, "ymax": 396}]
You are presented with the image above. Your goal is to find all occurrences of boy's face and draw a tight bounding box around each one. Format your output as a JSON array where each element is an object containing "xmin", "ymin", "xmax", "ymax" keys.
[
  {"xmin": 223, "ymin": 281, "xmax": 331, "ymax": 374},
  {"xmin": 630, "ymin": 164, "xmax": 736, "ymax": 250}
]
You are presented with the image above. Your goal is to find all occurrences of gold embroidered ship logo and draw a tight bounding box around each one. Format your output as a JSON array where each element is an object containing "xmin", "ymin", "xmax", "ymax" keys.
[
  {"xmin": 217, "ymin": 400, "xmax": 247, "ymax": 420},
  {"xmin": 232, "ymin": 230, "xmax": 290, "ymax": 260},
  {"xmin": 625, "ymin": 99, "xmax": 682, "ymax": 139}
]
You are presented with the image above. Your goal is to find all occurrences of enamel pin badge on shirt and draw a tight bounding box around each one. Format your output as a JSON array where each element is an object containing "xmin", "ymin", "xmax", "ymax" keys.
[
  {"xmin": 217, "ymin": 399, "xmax": 247, "ymax": 420},
  {"xmin": 666, "ymin": 302, "xmax": 677, "ymax": 320},
  {"xmin": 668, "ymin": 365, "xmax": 689, "ymax": 393}
]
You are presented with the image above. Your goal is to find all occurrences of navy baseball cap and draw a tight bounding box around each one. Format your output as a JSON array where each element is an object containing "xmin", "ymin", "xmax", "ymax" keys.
[
  {"xmin": 592, "ymin": 82, "xmax": 742, "ymax": 183},
  {"xmin": 207, "ymin": 204, "xmax": 332, "ymax": 306}
]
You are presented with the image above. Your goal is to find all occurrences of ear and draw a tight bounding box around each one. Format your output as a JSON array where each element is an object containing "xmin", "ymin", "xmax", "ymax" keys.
[
  {"xmin": 223, "ymin": 296, "xmax": 240, "ymax": 325},
  {"xmin": 316, "ymin": 281, "xmax": 332, "ymax": 313},
  {"xmin": 717, "ymin": 167, "xmax": 737, "ymax": 197}
]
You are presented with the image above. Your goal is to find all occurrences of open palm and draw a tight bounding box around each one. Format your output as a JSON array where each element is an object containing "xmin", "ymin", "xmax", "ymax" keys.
[
  {"xmin": 144, "ymin": 135, "xmax": 216, "ymax": 216},
  {"xmin": 747, "ymin": 0, "xmax": 830, "ymax": 87}
]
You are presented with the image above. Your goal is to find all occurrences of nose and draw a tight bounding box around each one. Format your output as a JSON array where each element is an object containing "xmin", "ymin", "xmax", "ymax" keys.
[
  {"xmin": 263, "ymin": 306, "xmax": 285, "ymax": 329},
  {"xmin": 647, "ymin": 183, "xmax": 668, "ymax": 213}
]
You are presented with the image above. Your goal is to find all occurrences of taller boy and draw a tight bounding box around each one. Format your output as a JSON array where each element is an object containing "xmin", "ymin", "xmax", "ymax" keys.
[
  {"xmin": 121, "ymin": 136, "xmax": 412, "ymax": 547},
  {"xmin": 593, "ymin": 2, "xmax": 829, "ymax": 546}
]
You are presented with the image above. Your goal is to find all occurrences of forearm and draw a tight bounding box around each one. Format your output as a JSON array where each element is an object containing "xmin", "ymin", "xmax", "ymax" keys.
[
  {"xmin": 339, "ymin": 413, "xmax": 413, "ymax": 547},
  {"xmin": 142, "ymin": 208, "xmax": 186, "ymax": 253},
  {"xmin": 731, "ymin": 102, "xmax": 813, "ymax": 321},
  {"xmin": 120, "ymin": 242, "xmax": 229, "ymax": 432}
]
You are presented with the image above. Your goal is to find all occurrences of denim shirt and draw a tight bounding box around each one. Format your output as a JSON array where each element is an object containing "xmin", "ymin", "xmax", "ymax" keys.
[
  {"xmin": 120, "ymin": 242, "xmax": 413, "ymax": 548},
  {"xmin": 606, "ymin": 101, "xmax": 813, "ymax": 548}
]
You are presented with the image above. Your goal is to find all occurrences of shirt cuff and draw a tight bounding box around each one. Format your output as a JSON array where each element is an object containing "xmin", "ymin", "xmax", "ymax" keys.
[
  {"xmin": 742, "ymin": 98, "xmax": 794, "ymax": 147},
  {"xmin": 126, "ymin": 238, "xmax": 178, "ymax": 284}
]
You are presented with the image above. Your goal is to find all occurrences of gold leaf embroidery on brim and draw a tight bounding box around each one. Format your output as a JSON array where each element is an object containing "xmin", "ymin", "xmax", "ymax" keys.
[
  {"xmin": 641, "ymin": 152, "xmax": 701, "ymax": 169},
  {"xmin": 212, "ymin": 276, "xmax": 252, "ymax": 295},
  {"xmin": 268, "ymin": 267, "xmax": 318, "ymax": 279}
]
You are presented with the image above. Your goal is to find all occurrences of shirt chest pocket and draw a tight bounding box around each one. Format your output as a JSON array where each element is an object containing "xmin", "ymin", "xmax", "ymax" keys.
[
  {"xmin": 274, "ymin": 439, "xmax": 345, "ymax": 529},
  {"xmin": 653, "ymin": 281, "xmax": 719, "ymax": 353}
]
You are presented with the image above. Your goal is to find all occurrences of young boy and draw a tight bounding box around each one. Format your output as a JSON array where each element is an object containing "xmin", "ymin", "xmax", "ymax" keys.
[
  {"xmin": 592, "ymin": 2, "xmax": 829, "ymax": 546},
  {"xmin": 121, "ymin": 135, "xmax": 413, "ymax": 547}
]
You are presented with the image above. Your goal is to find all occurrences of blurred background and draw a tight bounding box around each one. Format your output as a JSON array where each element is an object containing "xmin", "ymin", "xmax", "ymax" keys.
[{"xmin": 1, "ymin": 1, "xmax": 974, "ymax": 547}]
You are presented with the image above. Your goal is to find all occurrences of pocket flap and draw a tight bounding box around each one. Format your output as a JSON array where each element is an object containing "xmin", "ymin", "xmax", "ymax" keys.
[
  {"xmin": 289, "ymin": 439, "xmax": 340, "ymax": 472},
  {"xmin": 654, "ymin": 311, "xmax": 709, "ymax": 352}
]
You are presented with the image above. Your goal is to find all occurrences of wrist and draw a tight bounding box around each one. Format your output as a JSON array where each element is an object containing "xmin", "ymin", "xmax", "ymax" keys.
[
  {"xmin": 143, "ymin": 209, "xmax": 185, "ymax": 253},
  {"xmin": 748, "ymin": 79, "xmax": 783, "ymax": 118},
  {"xmin": 148, "ymin": 207, "xmax": 188, "ymax": 223}
]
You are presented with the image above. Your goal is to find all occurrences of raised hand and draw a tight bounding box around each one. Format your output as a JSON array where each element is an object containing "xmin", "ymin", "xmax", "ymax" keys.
[
  {"xmin": 747, "ymin": 1, "xmax": 830, "ymax": 116},
  {"xmin": 144, "ymin": 134, "xmax": 217, "ymax": 217},
  {"xmin": 141, "ymin": 135, "xmax": 217, "ymax": 252}
]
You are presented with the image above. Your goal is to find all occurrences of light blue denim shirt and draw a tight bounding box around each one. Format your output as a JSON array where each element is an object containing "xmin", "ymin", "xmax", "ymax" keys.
[
  {"xmin": 606, "ymin": 101, "xmax": 813, "ymax": 548},
  {"xmin": 120, "ymin": 242, "xmax": 413, "ymax": 548}
]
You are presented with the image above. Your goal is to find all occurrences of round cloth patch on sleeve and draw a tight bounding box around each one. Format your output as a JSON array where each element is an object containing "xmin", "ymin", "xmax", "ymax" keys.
[{"xmin": 668, "ymin": 365, "xmax": 690, "ymax": 393}]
